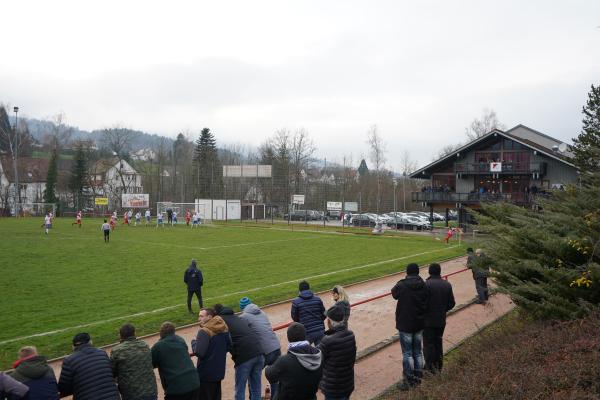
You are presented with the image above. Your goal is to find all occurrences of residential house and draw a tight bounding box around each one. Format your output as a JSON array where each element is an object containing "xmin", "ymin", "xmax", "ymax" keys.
[{"xmin": 90, "ymin": 158, "xmax": 144, "ymax": 208}]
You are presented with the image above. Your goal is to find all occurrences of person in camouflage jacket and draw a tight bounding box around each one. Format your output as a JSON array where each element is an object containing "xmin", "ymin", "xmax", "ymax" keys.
[{"xmin": 110, "ymin": 324, "xmax": 158, "ymax": 400}]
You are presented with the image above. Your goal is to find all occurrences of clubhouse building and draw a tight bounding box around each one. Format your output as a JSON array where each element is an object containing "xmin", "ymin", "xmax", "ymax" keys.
[{"xmin": 410, "ymin": 125, "xmax": 579, "ymax": 229}]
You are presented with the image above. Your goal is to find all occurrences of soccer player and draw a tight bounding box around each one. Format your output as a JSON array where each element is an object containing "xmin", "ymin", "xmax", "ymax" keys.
[
  {"xmin": 72, "ymin": 210, "xmax": 82, "ymax": 228},
  {"xmin": 123, "ymin": 210, "xmax": 130, "ymax": 226},
  {"xmin": 43, "ymin": 213, "xmax": 52, "ymax": 234},
  {"xmin": 185, "ymin": 210, "xmax": 191, "ymax": 226},
  {"xmin": 157, "ymin": 212, "xmax": 164, "ymax": 228},
  {"xmin": 110, "ymin": 213, "xmax": 117, "ymax": 231},
  {"xmin": 101, "ymin": 219, "xmax": 111, "ymax": 243},
  {"xmin": 145, "ymin": 209, "xmax": 151, "ymax": 226},
  {"xmin": 172, "ymin": 211, "xmax": 178, "ymax": 226},
  {"xmin": 135, "ymin": 211, "xmax": 141, "ymax": 226},
  {"xmin": 192, "ymin": 212, "xmax": 199, "ymax": 228}
]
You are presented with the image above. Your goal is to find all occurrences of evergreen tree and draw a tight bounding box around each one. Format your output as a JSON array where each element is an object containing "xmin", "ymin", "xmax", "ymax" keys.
[
  {"xmin": 44, "ymin": 150, "xmax": 58, "ymax": 204},
  {"xmin": 571, "ymin": 83, "xmax": 600, "ymax": 179},
  {"xmin": 193, "ymin": 128, "xmax": 222, "ymax": 198},
  {"xmin": 69, "ymin": 144, "xmax": 88, "ymax": 207}
]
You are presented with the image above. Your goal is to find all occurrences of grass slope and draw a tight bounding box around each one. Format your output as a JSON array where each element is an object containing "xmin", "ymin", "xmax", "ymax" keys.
[{"xmin": 0, "ymin": 217, "xmax": 465, "ymax": 369}]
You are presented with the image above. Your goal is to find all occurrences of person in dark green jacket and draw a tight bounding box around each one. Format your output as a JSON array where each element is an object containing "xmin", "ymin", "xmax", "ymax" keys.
[
  {"xmin": 9, "ymin": 346, "xmax": 58, "ymax": 400},
  {"xmin": 110, "ymin": 324, "xmax": 158, "ymax": 400},
  {"xmin": 151, "ymin": 322, "xmax": 200, "ymax": 400}
]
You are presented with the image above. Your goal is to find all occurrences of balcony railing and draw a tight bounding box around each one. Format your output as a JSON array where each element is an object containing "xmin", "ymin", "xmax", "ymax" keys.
[
  {"xmin": 412, "ymin": 191, "xmax": 534, "ymax": 204},
  {"xmin": 454, "ymin": 162, "xmax": 547, "ymax": 175}
]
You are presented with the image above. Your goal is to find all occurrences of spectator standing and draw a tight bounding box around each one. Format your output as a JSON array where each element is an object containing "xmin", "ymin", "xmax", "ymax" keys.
[
  {"xmin": 58, "ymin": 332, "xmax": 120, "ymax": 400},
  {"xmin": 318, "ymin": 305, "xmax": 357, "ymax": 400},
  {"xmin": 184, "ymin": 260, "xmax": 204, "ymax": 313},
  {"xmin": 390, "ymin": 264, "xmax": 429, "ymax": 390},
  {"xmin": 110, "ymin": 324, "xmax": 158, "ymax": 400},
  {"xmin": 215, "ymin": 304, "xmax": 264, "ymax": 400},
  {"xmin": 472, "ymin": 249, "xmax": 490, "ymax": 304},
  {"xmin": 291, "ymin": 281, "xmax": 326, "ymax": 345},
  {"xmin": 151, "ymin": 322, "xmax": 200, "ymax": 400},
  {"xmin": 0, "ymin": 373, "xmax": 29, "ymax": 400},
  {"xmin": 191, "ymin": 308, "xmax": 231, "ymax": 400},
  {"xmin": 265, "ymin": 323, "xmax": 323, "ymax": 400},
  {"xmin": 9, "ymin": 346, "xmax": 58, "ymax": 400},
  {"xmin": 239, "ymin": 297, "xmax": 281, "ymax": 399},
  {"xmin": 331, "ymin": 286, "xmax": 351, "ymax": 327},
  {"xmin": 102, "ymin": 219, "xmax": 111, "ymax": 243},
  {"xmin": 423, "ymin": 263, "xmax": 455, "ymax": 373}
]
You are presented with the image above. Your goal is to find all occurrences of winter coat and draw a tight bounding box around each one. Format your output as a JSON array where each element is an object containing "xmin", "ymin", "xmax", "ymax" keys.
[
  {"xmin": 265, "ymin": 344, "xmax": 322, "ymax": 400},
  {"xmin": 471, "ymin": 254, "xmax": 491, "ymax": 279},
  {"xmin": 291, "ymin": 290, "xmax": 326, "ymax": 338},
  {"xmin": 391, "ymin": 274, "xmax": 430, "ymax": 333},
  {"xmin": 58, "ymin": 343, "xmax": 120, "ymax": 400},
  {"xmin": 334, "ymin": 300, "xmax": 351, "ymax": 327},
  {"xmin": 151, "ymin": 334, "xmax": 200, "ymax": 395},
  {"xmin": 191, "ymin": 316, "xmax": 231, "ymax": 382},
  {"xmin": 318, "ymin": 326, "xmax": 357, "ymax": 398},
  {"xmin": 240, "ymin": 304, "xmax": 281, "ymax": 355},
  {"xmin": 424, "ymin": 276, "xmax": 456, "ymax": 328},
  {"xmin": 184, "ymin": 266, "xmax": 203, "ymax": 291},
  {"xmin": 9, "ymin": 355, "xmax": 58, "ymax": 400},
  {"xmin": 0, "ymin": 372, "xmax": 29, "ymax": 400},
  {"xmin": 218, "ymin": 307, "xmax": 263, "ymax": 367},
  {"xmin": 110, "ymin": 337, "xmax": 158, "ymax": 400}
]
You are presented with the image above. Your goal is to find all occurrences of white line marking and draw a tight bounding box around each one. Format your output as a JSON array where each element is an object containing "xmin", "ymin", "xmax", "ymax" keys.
[{"xmin": 0, "ymin": 245, "xmax": 459, "ymax": 345}]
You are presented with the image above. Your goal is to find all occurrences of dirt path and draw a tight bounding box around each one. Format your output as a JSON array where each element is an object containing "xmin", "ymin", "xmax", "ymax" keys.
[{"xmin": 48, "ymin": 257, "xmax": 513, "ymax": 400}]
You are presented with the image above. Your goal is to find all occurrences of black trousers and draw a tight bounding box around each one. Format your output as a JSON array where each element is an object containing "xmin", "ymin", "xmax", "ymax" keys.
[
  {"xmin": 423, "ymin": 325, "xmax": 445, "ymax": 373},
  {"xmin": 165, "ymin": 388, "xmax": 200, "ymax": 400},
  {"xmin": 187, "ymin": 289, "xmax": 203, "ymax": 311},
  {"xmin": 475, "ymin": 277, "xmax": 489, "ymax": 301},
  {"xmin": 199, "ymin": 381, "xmax": 221, "ymax": 400}
]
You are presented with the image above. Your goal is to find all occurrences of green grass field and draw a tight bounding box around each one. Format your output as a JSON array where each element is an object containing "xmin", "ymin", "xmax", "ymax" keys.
[{"xmin": 0, "ymin": 217, "xmax": 466, "ymax": 369}]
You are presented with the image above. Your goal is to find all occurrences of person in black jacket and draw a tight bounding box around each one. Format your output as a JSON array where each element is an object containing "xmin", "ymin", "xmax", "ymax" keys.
[
  {"xmin": 318, "ymin": 305, "xmax": 356, "ymax": 400},
  {"xmin": 9, "ymin": 346, "xmax": 58, "ymax": 400},
  {"xmin": 291, "ymin": 281, "xmax": 326, "ymax": 345},
  {"xmin": 423, "ymin": 263, "xmax": 455, "ymax": 374},
  {"xmin": 184, "ymin": 259, "xmax": 204, "ymax": 313},
  {"xmin": 390, "ymin": 263, "xmax": 429, "ymax": 390},
  {"xmin": 191, "ymin": 308, "xmax": 232, "ymax": 400},
  {"xmin": 265, "ymin": 323, "xmax": 322, "ymax": 400},
  {"xmin": 58, "ymin": 333, "xmax": 120, "ymax": 400},
  {"xmin": 215, "ymin": 304, "xmax": 264, "ymax": 400}
]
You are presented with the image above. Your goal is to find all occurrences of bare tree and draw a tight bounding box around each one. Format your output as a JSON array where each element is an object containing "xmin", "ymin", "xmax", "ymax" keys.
[
  {"xmin": 434, "ymin": 143, "xmax": 463, "ymax": 160},
  {"xmin": 465, "ymin": 108, "xmax": 506, "ymax": 141},
  {"xmin": 366, "ymin": 124, "xmax": 386, "ymax": 213},
  {"xmin": 102, "ymin": 126, "xmax": 136, "ymax": 205},
  {"xmin": 290, "ymin": 128, "xmax": 316, "ymax": 193},
  {"xmin": 43, "ymin": 112, "xmax": 73, "ymax": 151}
]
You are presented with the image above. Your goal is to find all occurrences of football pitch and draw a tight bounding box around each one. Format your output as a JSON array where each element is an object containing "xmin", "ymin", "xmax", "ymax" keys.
[{"xmin": 0, "ymin": 217, "xmax": 465, "ymax": 369}]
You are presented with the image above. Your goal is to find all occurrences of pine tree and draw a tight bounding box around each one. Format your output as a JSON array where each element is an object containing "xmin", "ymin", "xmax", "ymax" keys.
[
  {"xmin": 69, "ymin": 144, "xmax": 88, "ymax": 207},
  {"xmin": 193, "ymin": 128, "xmax": 222, "ymax": 198},
  {"xmin": 44, "ymin": 150, "xmax": 58, "ymax": 204},
  {"xmin": 571, "ymin": 84, "xmax": 600, "ymax": 180}
]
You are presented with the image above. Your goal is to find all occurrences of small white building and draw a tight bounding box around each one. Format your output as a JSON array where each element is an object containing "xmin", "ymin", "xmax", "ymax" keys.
[
  {"xmin": 90, "ymin": 158, "xmax": 144, "ymax": 208},
  {"xmin": 0, "ymin": 157, "xmax": 50, "ymax": 214}
]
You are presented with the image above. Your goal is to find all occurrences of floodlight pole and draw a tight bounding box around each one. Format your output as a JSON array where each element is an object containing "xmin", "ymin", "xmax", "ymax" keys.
[
  {"xmin": 402, "ymin": 171, "xmax": 406, "ymax": 211},
  {"xmin": 393, "ymin": 180, "xmax": 397, "ymax": 215},
  {"xmin": 13, "ymin": 106, "xmax": 20, "ymax": 216}
]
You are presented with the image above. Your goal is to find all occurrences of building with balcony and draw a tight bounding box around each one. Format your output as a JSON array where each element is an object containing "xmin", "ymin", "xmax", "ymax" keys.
[{"xmin": 409, "ymin": 125, "xmax": 578, "ymax": 228}]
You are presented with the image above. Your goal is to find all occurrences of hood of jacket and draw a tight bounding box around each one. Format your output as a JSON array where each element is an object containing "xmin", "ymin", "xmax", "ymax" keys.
[
  {"xmin": 289, "ymin": 345, "xmax": 322, "ymax": 371},
  {"xmin": 218, "ymin": 306, "xmax": 235, "ymax": 316},
  {"xmin": 242, "ymin": 303, "xmax": 261, "ymax": 315},
  {"xmin": 200, "ymin": 316, "xmax": 229, "ymax": 338},
  {"xmin": 403, "ymin": 275, "xmax": 426, "ymax": 290},
  {"xmin": 14, "ymin": 356, "xmax": 51, "ymax": 379},
  {"xmin": 299, "ymin": 290, "xmax": 314, "ymax": 300}
]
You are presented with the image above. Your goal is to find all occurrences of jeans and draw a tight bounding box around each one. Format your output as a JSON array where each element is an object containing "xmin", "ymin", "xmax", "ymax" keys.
[
  {"xmin": 399, "ymin": 330, "xmax": 424, "ymax": 385},
  {"xmin": 423, "ymin": 326, "xmax": 445, "ymax": 373},
  {"xmin": 234, "ymin": 355, "xmax": 264, "ymax": 400},
  {"xmin": 475, "ymin": 277, "xmax": 488, "ymax": 302},
  {"xmin": 263, "ymin": 349, "xmax": 281, "ymax": 400},
  {"xmin": 307, "ymin": 331, "xmax": 324, "ymax": 346}
]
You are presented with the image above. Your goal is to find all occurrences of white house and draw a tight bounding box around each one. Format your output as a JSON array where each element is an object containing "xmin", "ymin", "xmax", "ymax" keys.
[
  {"xmin": 0, "ymin": 157, "xmax": 50, "ymax": 214},
  {"xmin": 90, "ymin": 158, "xmax": 144, "ymax": 208}
]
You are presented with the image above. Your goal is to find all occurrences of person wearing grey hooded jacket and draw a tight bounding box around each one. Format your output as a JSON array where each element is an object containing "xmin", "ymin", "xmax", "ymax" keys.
[
  {"xmin": 240, "ymin": 298, "xmax": 282, "ymax": 398},
  {"xmin": 266, "ymin": 323, "xmax": 322, "ymax": 400}
]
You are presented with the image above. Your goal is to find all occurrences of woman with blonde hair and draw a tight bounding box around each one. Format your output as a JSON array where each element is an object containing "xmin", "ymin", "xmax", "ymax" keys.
[{"xmin": 331, "ymin": 285, "xmax": 351, "ymax": 327}]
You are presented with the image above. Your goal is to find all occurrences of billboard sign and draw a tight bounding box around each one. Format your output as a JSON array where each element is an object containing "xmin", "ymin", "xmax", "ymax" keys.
[
  {"xmin": 223, "ymin": 165, "xmax": 272, "ymax": 178},
  {"xmin": 344, "ymin": 202, "xmax": 358, "ymax": 212},
  {"xmin": 122, "ymin": 194, "xmax": 149, "ymax": 208},
  {"xmin": 490, "ymin": 162, "xmax": 502, "ymax": 172},
  {"xmin": 327, "ymin": 201, "xmax": 342, "ymax": 211},
  {"xmin": 292, "ymin": 194, "xmax": 305, "ymax": 205},
  {"xmin": 94, "ymin": 197, "xmax": 109, "ymax": 206}
]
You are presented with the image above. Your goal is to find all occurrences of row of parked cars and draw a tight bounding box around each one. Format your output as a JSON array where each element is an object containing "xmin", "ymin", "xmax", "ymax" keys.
[
  {"xmin": 349, "ymin": 210, "xmax": 457, "ymax": 230},
  {"xmin": 284, "ymin": 210, "xmax": 330, "ymax": 221}
]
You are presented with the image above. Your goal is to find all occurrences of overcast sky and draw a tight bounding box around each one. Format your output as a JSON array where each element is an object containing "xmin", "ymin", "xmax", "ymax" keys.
[{"xmin": 2, "ymin": 1, "xmax": 599, "ymax": 171}]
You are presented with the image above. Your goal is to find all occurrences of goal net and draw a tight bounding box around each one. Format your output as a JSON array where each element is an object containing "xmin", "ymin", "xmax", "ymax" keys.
[
  {"xmin": 156, "ymin": 202, "xmax": 212, "ymax": 223},
  {"xmin": 15, "ymin": 203, "xmax": 56, "ymax": 217}
]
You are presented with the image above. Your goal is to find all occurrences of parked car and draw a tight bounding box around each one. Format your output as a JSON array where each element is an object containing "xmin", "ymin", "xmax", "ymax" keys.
[
  {"xmin": 387, "ymin": 215, "xmax": 431, "ymax": 230},
  {"xmin": 284, "ymin": 210, "xmax": 308, "ymax": 220},
  {"xmin": 327, "ymin": 210, "xmax": 342, "ymax": 219},
  {"xmin": 352, "ymin": 214, "xmax": 377, "ymax": 227}
]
